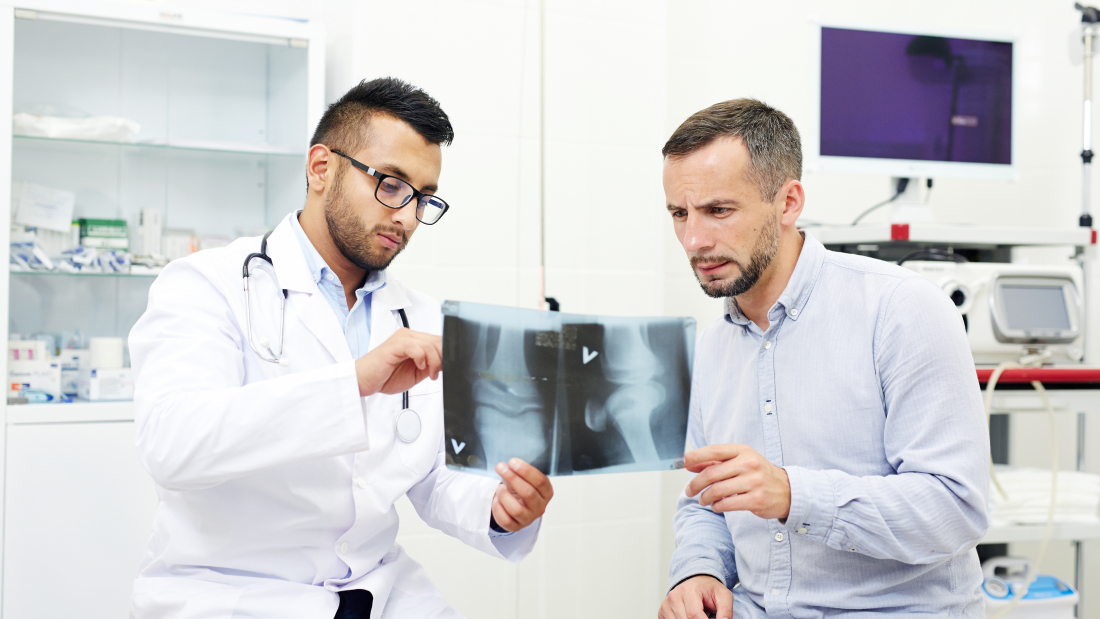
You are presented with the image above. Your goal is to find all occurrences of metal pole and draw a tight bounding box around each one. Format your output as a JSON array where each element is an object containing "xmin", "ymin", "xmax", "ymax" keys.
[
  {"xmin": 1078, "ymin": 2, "xmax": 1100, "ymax": 227},
  {"xmin": 1085, "ymin": 24, "xmax": 1095, "ymax": 227},
  {"xmin": 1078, "ymin": 412, "xmax": 1088, "ymax": 618}
]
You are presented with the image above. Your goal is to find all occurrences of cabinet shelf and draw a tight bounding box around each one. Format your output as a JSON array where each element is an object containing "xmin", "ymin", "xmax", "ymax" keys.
[
  {"xmin": 982, "ymin": 522, "xmax": 1100, "ymax": 544},
  {"xmin": 6, "ymin": 400, "xmax": 135, "ymax": 425},
  {"xmin": 10, "ymin": 270, "xmax": 159, "ymax": 278},
  {"xmin": 14, "ymin": 134, "xmax": 305, "ymax": 157}
]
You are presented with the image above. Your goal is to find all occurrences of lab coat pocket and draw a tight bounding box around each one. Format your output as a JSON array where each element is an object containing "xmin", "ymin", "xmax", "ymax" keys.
[{"xmin": 396, "ymin": 379, "xmax": 443, "ymax": 476}]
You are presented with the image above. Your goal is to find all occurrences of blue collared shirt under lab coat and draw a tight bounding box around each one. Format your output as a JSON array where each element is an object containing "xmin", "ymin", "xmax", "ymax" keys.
[
  {"xmin": 290, "ymin": 212, "xmax": 386, "ymax": 357},
  {"xmin": 669, "ymin": 232, "xmax": 991, "ymax": 617},
  {"xmin": 289, "ymin": 213, "xmax": 514, "ymax": 541}
]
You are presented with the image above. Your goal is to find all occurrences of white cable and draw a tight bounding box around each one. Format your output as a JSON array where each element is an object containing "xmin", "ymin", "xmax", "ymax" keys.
[{"xmin": 984, "ymin": 355, "xmax": 1058, "ymax": 619}]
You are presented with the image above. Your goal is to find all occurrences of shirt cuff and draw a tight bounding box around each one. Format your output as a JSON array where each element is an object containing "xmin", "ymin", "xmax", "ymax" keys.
[
  {"xmin": 490, "ymin": 517, "xmax": 541, "ymax": 560},
  {"xmin": 781, "ymin": 465, "xmax": 836, "ymax": 543},
  {"xmin": 668, "ymin": 571, "xmax": 730, "ymax": 594}
]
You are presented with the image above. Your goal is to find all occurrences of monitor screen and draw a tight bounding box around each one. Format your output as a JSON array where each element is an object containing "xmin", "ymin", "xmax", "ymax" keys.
[
  {"xmin": 820, "ymin": 27, "xmax": 1012, "ymax": 165},
  {"xmin": 1001, "ymin": 285, "xmax": 1070, "ymax": 331}
]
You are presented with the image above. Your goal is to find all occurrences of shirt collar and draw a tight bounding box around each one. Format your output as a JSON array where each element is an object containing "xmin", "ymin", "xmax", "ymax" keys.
[
  {"xmin": 725, "ymin": 230, "xmax": 825, "ymax": 326},
  {"xmin": 289, "ymin": 210, "xmax": 387, "ymax": 297}
]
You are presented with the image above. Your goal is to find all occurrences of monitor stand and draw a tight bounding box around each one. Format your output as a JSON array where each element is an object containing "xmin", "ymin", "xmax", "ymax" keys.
[{"xmin": 889, "ymin": 176, "xmax": 934, "ymax": 223}]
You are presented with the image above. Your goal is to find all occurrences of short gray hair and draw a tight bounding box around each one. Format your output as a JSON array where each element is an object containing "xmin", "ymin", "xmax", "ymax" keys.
[{"xmin": 662, "ymin": 98, "xmax": 802, "ymax": 202}]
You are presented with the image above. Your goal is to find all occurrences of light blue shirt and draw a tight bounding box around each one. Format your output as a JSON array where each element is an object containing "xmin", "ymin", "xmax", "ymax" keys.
[
  {"xmin": 289, "ymin": 213, "xmax": 514, "ymax": 538},
  {"xmin": 290, "ymin": 212, "xmax": 386, "ymax": 356},
  {"xmin": 670, "ymin": 233, "xmax": 991, "ymax": 617}
]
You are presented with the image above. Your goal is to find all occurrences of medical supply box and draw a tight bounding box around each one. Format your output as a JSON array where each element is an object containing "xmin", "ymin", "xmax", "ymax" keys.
[
  {"xmin": 77, "ymin": 218, "xmax": 129, "ymax": 250},
  {"xmin": 78, "ymin": 367, "xmax": 133, "ymax": 401},
  {"xmin": 57, "ymin": 349, "xmax": 87, "ymax": 397},
  {"xmin": 8, "ymin": 360, "xmax": 61, "ymax": 400}
]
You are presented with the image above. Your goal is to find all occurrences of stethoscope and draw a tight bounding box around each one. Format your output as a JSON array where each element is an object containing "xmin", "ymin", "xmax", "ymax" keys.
[{"xmin": 243, "ymin": 229, "xmax": 422, "ymax": 443}]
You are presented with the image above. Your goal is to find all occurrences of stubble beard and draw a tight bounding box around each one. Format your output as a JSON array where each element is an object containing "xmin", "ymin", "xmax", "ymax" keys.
[
  {"xmin": 324, "ymin": 169, "xmax": 409, "ymax": 272},
  {"xmin": 691, "ymin": 213, "xmax": 780, "ymax": 299}
]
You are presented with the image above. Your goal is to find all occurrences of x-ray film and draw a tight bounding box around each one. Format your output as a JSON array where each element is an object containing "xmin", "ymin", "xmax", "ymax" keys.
[{"xmin": 442, "ymin": 301, "xmax": 695, "ymax": 477}]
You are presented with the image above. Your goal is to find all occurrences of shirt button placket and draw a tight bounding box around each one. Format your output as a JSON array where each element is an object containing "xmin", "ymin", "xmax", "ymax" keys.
[{"xmin": 760, "ymin": 327, "xmax": 794, "ymax": 617}]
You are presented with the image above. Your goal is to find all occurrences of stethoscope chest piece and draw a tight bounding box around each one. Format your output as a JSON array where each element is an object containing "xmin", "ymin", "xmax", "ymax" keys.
[
  {"xmin": 392, "ymin": 307, "xmax": 422, "ymax": 443},
  {"xmin": 395, "ymin": 408, "xmax": 421, "ymax": 443}
]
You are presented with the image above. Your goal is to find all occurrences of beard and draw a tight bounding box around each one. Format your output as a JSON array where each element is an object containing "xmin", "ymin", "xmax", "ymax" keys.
[
  {"xmin": 324, "ymin": 169, "xmax": 409, "ymax": 272},
  {"xmin": 690, "ymin": 213, "xmax": 780, "ymax": 298}
]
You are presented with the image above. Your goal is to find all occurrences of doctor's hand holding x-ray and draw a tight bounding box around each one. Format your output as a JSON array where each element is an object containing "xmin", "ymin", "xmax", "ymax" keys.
[{"xmin": 354, "ymin": 328, "xmax": 553, "ymax": 532}]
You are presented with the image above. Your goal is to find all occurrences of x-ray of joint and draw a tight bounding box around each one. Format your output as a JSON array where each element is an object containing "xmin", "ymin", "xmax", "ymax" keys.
[{"xmin": 441, "ymin": 301, "xmax": 695, "ymax": 477}]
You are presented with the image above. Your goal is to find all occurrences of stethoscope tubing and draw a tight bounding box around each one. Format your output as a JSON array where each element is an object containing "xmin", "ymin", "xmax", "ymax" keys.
[
  {"xmin": 243, "ymin": 231, "xmax": 418, "ymax": 440},
  {"xmin": 397, "ymin": 307, "xmax": 411, "ymax": 409}
]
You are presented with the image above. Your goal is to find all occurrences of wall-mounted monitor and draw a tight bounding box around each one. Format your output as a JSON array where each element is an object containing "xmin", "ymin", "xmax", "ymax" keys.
[{"xmin": 808, "ymin": 23, "xmax": 1016, "ymax": 180}]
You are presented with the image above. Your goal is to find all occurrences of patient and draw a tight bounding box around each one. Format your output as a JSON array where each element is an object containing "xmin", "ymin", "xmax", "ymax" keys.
[{"xmin": 658, "ymin": 98, "xmax": 990, "ymax": 618}]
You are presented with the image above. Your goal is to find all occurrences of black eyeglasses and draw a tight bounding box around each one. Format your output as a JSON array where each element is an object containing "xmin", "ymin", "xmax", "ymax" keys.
[{"xmin": 330, "ymin": 149, "xmax": 450, "ymax": 225}]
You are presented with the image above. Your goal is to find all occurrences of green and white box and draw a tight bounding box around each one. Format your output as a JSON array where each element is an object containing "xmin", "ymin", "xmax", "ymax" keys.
[{"xmin": 78, "ymin": 218, "xmax": 129, "ymax": 250}]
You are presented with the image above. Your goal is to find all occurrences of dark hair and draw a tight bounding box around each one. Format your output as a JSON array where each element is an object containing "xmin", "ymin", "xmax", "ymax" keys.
[
  {"xmin": 662, "ymin": 98, "xmax": 801, "ymax": 202},
  {"xmin": 310, "ymin": 77, "xmax": 454, "ymax": 155}
]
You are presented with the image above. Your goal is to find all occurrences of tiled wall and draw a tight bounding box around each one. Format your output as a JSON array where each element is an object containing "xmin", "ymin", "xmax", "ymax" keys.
[
  {"xmin": 327, "ymin": 0, "xmax": 1100, "ymax": 616},
  {"xmin": 324, "ymin": 1, "xmax": 688, "ymax": 617}
]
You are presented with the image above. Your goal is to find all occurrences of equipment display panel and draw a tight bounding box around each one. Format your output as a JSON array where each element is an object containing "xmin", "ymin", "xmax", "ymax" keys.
[{"xmin": 991, "ymin": 276, "xmax": 1080, "ymax": 344}]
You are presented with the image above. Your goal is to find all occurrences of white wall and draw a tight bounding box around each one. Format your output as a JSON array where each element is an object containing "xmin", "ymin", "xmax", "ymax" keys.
[{"xmin": 322, "ymin": 0, "xmax": 1100, "ymax": 616}]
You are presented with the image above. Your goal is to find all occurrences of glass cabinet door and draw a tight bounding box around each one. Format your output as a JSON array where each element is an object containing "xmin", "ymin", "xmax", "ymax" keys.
[{"xmin": 9, "ymin": 14, "xmax": 311, "ymax": 379}]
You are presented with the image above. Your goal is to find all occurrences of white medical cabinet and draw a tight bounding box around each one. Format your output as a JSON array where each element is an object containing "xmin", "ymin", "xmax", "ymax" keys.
[{"xmin": 0, "ymin": 2, "xmax": 324, "ymax": 617}]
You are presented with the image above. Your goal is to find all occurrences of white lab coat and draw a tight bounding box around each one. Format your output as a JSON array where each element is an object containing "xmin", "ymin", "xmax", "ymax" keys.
[{"xmin": 128, "ymin": 215, "xmax": 538, "ymax": 619}]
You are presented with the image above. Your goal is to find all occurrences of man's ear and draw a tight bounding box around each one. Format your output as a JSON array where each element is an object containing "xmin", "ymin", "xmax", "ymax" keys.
[
  {"xmin": 306, "ymin": 144, "xmax": 332, "ymax": 194},
  {"xmin": 779, "ymin": 179, "xmax": 805, "ymax": 227}
]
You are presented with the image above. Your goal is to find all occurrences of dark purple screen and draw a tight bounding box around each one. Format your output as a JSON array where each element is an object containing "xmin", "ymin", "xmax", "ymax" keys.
[{"xmin": 820, "ymin": 27, "xmax": 1012, "ymax": 165}]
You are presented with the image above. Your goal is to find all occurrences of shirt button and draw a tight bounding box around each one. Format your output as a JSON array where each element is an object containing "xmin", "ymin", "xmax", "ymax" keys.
[
  {"xmin": 797, "ymin": 527, "xmax": 808, "ymax": 535},
  {"xmin": 790, "ymin": 308, "xmax": 799, "ymax": 316},
  {"xmin": 339, "ymin": 541, "xmax": 349, "ymax": 554},
  {"xmin": 357, "ymin": 477, "xmax": 366, "ymax": 489},
  {"xmin": 771, "ymin": 588, "xmax": 780, "ymax": 595},
  {"xmin": 764, "ymin": 403, "xmax": 773, "ymax": 413},
  {"xmin": 763, "ymin": 341, "xmax": 772, "ymax": 349},
  {"xmin": 774, "ymin": 532, "xmax": 784, "ymax": 542}
]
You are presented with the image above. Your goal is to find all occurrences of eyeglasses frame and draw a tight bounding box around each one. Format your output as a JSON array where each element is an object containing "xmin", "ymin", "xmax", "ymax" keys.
[{"xmin": 329, "ymin": 148, "xmax": 450, "ymax": 225}]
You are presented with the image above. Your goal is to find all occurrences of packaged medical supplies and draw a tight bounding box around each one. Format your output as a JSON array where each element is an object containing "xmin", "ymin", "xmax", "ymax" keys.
[
  {"xmin": 8, "ymin": 340, "xmax": 71, "ymax": 403},
  {"xmin": 77, "ymin": 218, "xmax": 128, "ymax": 250},
  {"xmin": 78, "ymin": 367, "xmax": 133, "ymax": 401},
  {"xmin": 13, "ymin": 112, "xmax": 140, "ymax": 142},
  {"xmin": 989, "ymin": 466, "xmax": 1100, "ymax": 526},
  {"xmin": 57, "ymin": 349, "xmax": 87, "ymax": 397}
]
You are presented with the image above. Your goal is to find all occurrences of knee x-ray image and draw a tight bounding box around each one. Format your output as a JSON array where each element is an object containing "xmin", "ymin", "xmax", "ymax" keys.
[{"xmin": 441, "ymin": 301, "xmax": 695, "ymax": 477}]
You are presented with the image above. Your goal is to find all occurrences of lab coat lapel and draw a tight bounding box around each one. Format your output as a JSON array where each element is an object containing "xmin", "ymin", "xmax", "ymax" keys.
[
  {"xmin": 369, "ymin": 277, "xmax": 413, "ymax": 351},
  {"xmin": 263, "ymin": 216, "xmax": 352, "ymax": 363}
]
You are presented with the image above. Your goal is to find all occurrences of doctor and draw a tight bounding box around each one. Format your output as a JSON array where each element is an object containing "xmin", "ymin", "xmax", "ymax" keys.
[{"xmin": 129, "ymin": 77, "xmax": 553, "ymax": 619}]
